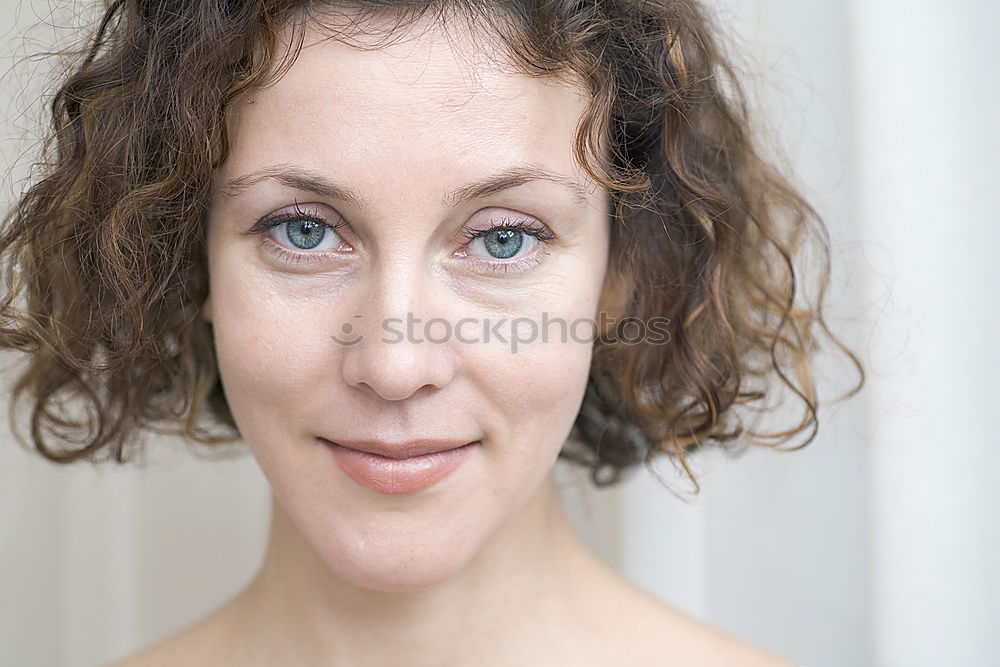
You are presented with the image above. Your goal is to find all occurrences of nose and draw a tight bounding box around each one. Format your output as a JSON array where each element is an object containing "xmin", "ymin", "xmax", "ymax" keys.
[{"xmin": 339, "ymin": 266, "xmax": 458, "ymax": 402}]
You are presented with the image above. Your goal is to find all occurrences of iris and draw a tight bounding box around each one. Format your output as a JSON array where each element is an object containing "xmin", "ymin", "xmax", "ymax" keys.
[
  {"xmin": 286, "ymin": 220, "xmax": 327, "ymax": 250},
  {"xmin": 483, "ymin": 228, "xmax": 523, "ymax": 259}
]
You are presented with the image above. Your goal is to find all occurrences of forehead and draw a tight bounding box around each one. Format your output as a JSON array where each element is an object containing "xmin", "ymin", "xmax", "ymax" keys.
[{"xmin": 220, "ymin": 10, "xmax": 595, "ymax": 188}]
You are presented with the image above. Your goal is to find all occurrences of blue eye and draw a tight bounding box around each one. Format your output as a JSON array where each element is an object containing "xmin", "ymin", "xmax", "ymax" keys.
[
  {"xmin": 250, "ymin": 207, "xmax": 344, "ymax": 253},
  {"xmin": 462, "ymin": 217, "xmax": 555, "ymax": 262},
  {"xmin": 473, "ymin": 228, "xmax": 528, "ymax": 259},
  {"xmin": 285, "ymin": 219, "xmax": 329, "ymax": 250}
]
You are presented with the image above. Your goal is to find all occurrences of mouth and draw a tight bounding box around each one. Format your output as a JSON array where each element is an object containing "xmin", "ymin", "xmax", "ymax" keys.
[{"xmin": 320, "ymin": 438, "xmax": 480, "ymax": 495}]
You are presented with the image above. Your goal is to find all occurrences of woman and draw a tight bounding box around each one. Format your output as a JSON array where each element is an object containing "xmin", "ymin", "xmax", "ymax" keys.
[{"xmin": 0, "ymin": 1, "xmax": 861, "ymax": 664}]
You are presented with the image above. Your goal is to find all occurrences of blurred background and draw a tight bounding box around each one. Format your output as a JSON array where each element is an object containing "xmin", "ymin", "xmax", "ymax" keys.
[{"xmin": 1, "ymin": 1, "xmax": 997, "ymax": 666}]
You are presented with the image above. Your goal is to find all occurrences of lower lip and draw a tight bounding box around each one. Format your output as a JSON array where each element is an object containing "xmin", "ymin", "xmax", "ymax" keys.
[{"xmin": 323, "ymin": 439, "xmax": 479, "ymax": 495}]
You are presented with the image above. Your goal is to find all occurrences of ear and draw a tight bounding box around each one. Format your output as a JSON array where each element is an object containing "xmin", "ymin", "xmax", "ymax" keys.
[
  {"xmin": 596, "ymin": 262, "xmax": 632, "ymax": 338},
  {"xmin": 200, "ymin": 292, "xmax": 213, "ymax": 324}
]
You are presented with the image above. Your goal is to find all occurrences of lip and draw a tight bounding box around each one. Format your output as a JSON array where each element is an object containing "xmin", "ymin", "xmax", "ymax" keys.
[
  {"xmin": 320, "ymin": 438, "xmax": 480, "ymax": 495},
  {"xmin": 325, "ymin": 438, "xmax": 476, "ymax": 459}
]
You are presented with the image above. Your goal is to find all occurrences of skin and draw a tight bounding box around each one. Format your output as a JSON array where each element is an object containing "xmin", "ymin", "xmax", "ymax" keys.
[{"xmin": 111, "ymin": 9, "xmax": 793, "ymax": 667}]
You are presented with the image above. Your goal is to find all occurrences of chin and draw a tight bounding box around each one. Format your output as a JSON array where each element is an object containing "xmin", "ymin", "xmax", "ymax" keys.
[{"xmin": 319, "ymin": 531, "xmax": 484, "ymax": 594}]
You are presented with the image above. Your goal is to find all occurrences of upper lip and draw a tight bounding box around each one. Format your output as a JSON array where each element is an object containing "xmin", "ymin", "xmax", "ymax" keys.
[{"xmin": 321, "ymin": 437, "xmax": 479, "ymax": 459}]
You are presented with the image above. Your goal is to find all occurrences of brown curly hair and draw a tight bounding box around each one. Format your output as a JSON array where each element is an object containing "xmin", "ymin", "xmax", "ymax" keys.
[{"xmin": 0, "ymin": 0, "xmax": 863, "ymax": 492}]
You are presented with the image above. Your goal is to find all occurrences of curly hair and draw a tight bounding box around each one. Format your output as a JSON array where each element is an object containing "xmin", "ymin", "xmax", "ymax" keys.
[{"xmin": 0, "ymin": 0, "xmax": 863, "ymax": 493}]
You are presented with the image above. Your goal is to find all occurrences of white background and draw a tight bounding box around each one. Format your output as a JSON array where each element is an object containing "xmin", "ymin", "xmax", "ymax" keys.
[{"xmin": 1, "ymin": 1, "xmax": 997, "ymax": 665}]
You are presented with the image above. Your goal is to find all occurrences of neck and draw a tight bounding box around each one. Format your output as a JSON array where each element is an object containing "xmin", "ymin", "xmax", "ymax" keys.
[{"xmin": 227, "ymin": 468, "xmax": 603, "ymax": 666}]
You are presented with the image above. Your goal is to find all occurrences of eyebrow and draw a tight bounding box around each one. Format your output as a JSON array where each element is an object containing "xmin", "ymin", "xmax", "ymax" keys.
[{"xmin": 220, "ymin": 162, "xmax": 591, "ymax": 211}]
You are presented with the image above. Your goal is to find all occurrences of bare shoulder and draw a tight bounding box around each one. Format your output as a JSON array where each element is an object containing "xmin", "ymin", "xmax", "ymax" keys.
[
  {"xmin": 102, "ymin": 604, "xmax": 234, "ymax": 667},
  {"xmin": 570, "ymin": 558, "xmax": 796, "ymax": 666},
  {"xmin": 104, "ymin": 628, "xmax": 215, "ymax": 667},
  {"xmin": 630, "ymin": 598, "xmax": 796, "ymax": 666}
]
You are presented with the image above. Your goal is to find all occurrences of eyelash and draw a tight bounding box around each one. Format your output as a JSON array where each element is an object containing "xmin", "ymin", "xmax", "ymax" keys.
[{"xmin": 247, "ymin": 204, "xmax": 558, "ymax": 276}]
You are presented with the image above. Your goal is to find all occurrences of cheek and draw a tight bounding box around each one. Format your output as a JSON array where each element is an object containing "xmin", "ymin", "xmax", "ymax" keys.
[
  {"xmin": 207, "ymin": 259, "xmax": 335, "ymax": 445},
  {"xmin": 483, "ymin": 327, "xmax": 592, "ymax": 412},
  {"xmin": 494, "ymin": 341, "xmax": 592, "ymax": 462},
  {"xmin": 462, "ymin": 291, "xmax": 600, "ymax": 462}
]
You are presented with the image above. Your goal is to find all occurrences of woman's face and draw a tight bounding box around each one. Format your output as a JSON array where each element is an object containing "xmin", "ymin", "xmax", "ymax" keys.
[{"xmin": 204, "ymin": 14, "xmax": 611, "ymax": 592}]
